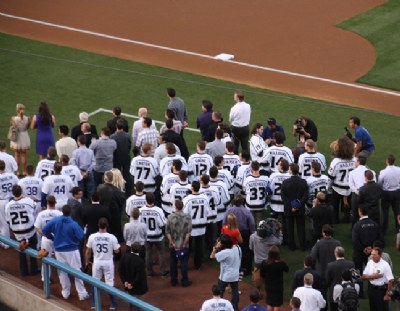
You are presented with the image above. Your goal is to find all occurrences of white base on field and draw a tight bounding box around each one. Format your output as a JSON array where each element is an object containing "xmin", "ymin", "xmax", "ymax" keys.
[{"xmin": 215, "ymin": 53, "xmax": 235, "ymax": 61}]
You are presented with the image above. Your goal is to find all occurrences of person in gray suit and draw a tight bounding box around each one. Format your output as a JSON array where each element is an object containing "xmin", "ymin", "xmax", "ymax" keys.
[{"xmin": 325, "ymin": 246, "xmax": 355, "ymax": 311}]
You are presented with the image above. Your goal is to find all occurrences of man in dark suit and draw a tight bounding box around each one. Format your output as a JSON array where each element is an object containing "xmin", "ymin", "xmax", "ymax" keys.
[
  {"xmin": 162, "ymin": 119, "xmax": 187, "ymax": 159},
  {"xmin": 97, "ymin": 171, "xmax": 125, "ymax": 243},
  {"xmin": 71, "ymin": 111, "xmax": 98, "ymax": 141},
  {"xmin": 110, "ymin": 120, "xmax": 132, "ymax": 196},
  {"xmin": 119, "ymin": 241, "xmax": 148, "ymax": 307},
  {"xmin": 358, "ymin": 170, "xmax": 382, "ymax": 225},
  {"xmin": 292, "ymin": 255, "xmax": 324, "ymax": 294},
  {"xmin": 281, "ymin": 163, "xmax": 308, "ymax": 251},
  {"xmin": 205, "ymin": 111, "xmax": 223, "ymax": 143},
  {"xmin": 82, "ymin": 191, "xmax": 111, "ymax": 239},
  {"xmin": 325, "ymin": 246, "xmax": 354, "ymax": 311},
  {"xmin": 308, "ymin": 192, "xmax": 334, "ymax": 245},
  {"xmin": 352, "ymin": 204, "xmax": 382, "ymax": 297},
  {"xmin": 106, "ymin": 106, "xmax": 129, "ymax": 135}
]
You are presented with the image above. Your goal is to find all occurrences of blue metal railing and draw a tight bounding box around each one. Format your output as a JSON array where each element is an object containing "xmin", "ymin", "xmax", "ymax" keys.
[{"xmin": 0, "ymin": 235, "xmax": 161, "ymax": 311}]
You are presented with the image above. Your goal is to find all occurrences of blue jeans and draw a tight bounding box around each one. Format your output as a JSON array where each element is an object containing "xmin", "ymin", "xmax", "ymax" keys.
[
  {"xmin": 145, "ymin": 241, "xmax": 167, "ymax": 274},
  {"xmin": 218, "ymin": 279, "xmax": 239, "ymax": 311},
  {"xmin": 78, "ymin": 171, "xmax": 95, "ymax": 199},
  {"xmin": 169, "ymin": 248, "xmax": 189, "ymax": 286}
]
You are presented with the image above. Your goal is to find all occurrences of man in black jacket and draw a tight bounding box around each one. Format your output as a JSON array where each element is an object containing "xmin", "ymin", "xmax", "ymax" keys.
[
  {"xmin": 205, "ymin": 111, "xmax": 223, "ymax": 143},
  {"xmin": 292, "ymin": 255, "xmax": 324, "ymax": 294},
  {"xmin": 281, "ymin": 163, "xmax": 308, "ymax": 251},
  {"xmin": 308, "ymin": 192, "xmax": 334, "ymax": 245},
  {"xmin": 97, "ymin": 171, "xmax": 125, "ymax": 243},
  {"xmin": 82, "ymin": 191, "xmax": 111, "ymax": 240},
  {"xmin": 107, "ymin": 106, "xmax": 129, "ymax": 134},
  {"xmin": 325, "ymin": 246, "xmax": 355, "ymax": 311},
  {"xmin": 110, "ymin": 120, "xmax": 132, "ymax": 196},
  {"xmin": 352, "ymin": 204, "xmax": 382, "ymax": 296},
  {"xmin": 358, "ymin": 170, "xmax": 382, "ymax": 225},
  {"xmin": 119, "ymin": 242, "xmax": 148, "ymax": 310}
]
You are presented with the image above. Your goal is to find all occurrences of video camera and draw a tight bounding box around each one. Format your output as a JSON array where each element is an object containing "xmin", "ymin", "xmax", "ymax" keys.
[
  {"xmin": 295, "ymin": 118, "xmax": 303, "ymax": 133},
  {"xmin": 388, "ymin": 277, "xmax": 400, "ymax": 301},
  {"xmin": 349, "ymin": 268, "xmax": 362, "ymax": 283},
  {"xmin": 257, "ymin": 218, "xmax": 281, "ymax": 239},
  {"xmin": 344, "ymin": 127, "xmax": 353, "ymax": 140}
]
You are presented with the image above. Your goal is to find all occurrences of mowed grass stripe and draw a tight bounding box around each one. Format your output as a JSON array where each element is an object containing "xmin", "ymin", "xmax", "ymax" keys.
[{"xmin": 339, "ymin": 0, "xmax": 400, "ymax": 90}]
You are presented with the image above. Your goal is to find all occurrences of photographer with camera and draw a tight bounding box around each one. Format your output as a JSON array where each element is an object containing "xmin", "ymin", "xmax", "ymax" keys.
[
  {"xmin": 292, "ymin": 116, "xmax": 318, "ymax": 142},
  {"xmin": 210, "ymin": 234, "xmax": 242, "ymax": 311},
  {"xmin": 349, "ymin": 116, "xmax": 375, "ymax": 158}
]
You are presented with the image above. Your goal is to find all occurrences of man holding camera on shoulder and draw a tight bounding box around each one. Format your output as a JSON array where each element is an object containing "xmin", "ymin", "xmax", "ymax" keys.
[{"xmin": 210, "ymin": 234, "xmax": 242, "ymax": 311}]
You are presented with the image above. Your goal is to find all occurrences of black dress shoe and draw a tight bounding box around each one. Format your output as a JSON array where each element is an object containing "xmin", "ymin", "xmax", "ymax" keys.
[{"xmin": 182, "ymin": 281, "xmax": 192, "ymax": 287}]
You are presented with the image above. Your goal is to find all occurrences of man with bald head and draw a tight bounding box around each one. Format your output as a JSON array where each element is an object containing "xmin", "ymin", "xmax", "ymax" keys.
[
  {"xmin": 132, "ymin": 108, "xmax": 157, "ymax": 156},
  {"xmin": 293, "ymin": 273, "xmax": 326, "ymax": 311}
]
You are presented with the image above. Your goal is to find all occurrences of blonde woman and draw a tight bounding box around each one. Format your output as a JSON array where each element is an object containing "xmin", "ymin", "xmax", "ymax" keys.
[
  {"xmin": 10, "ymin": 103, "xmax": 31, "ymax": 176},
  {"xmin": 221, "ymin": 213, "xmax": 243, "ymax": 245},
  {"xmin": 111, "ymin": 168, "xmax": 126, "ymax": 192}
]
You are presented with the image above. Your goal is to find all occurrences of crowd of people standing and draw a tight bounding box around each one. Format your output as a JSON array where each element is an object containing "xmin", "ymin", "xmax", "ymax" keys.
[{"xmin": 1, "ymin": 87, "xmax": 398, "ymax": 311}]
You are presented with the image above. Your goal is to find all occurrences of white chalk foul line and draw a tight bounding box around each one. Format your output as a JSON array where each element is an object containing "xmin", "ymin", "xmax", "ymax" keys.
[
  {"xmin": 88, "ymin": 108, "xmax": 200, "ymax": 133},
  {"xmin": 1, "ymin": 12, "xmax": 400, "ymax": 98}
]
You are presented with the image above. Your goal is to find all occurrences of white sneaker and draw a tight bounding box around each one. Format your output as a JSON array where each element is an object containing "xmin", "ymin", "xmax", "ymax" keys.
[{"xmin": 79, "ymin": 293, "xmax": 90, "ymax": 301}]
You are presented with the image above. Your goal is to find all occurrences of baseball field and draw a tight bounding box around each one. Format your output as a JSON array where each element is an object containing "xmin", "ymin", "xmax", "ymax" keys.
[{"xmin": 1, "ymin": 0, "xmax": 400, "ymax": 310}]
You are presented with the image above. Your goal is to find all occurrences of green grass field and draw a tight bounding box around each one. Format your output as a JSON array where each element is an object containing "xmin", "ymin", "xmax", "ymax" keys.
[
  {"xmin": 1, "ymin": 31, "xmax": 400, "ymax": 308},
  {"xmin": 339, "ymin": 0, "xmax": 400, "ymax": 90}
]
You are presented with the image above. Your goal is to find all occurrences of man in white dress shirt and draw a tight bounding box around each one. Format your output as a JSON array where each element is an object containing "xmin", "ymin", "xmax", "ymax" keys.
[
  {"xmin": 132, "ymin": 108, "xmax": 157, "ymax": 156},
  {"xmin": 348, "ymin": 156, "xmax": 375, "ymax": 225},
  {"xmin": 229, "ymin": 90, "xmax": 251, "ymax": 154},
  {"xmin": 293, "ymin": 273, "xmax": 326, "ymax": 311},
  {"xmin": 362, "ymin": 247, "xmax": 394, "ymax": 311},
  {"xmin": 378, "ymin": 154, "xmax": 400, "ymax": 235}
]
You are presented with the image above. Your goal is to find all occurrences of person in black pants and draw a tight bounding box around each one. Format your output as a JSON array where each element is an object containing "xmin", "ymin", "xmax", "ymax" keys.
[
  {"xmin": 281, "ymin": 163, "xmax": 309, "ymax": 251},
  {"xmin": 229, "ymin": 90, "xmax": 251, "ymax": 154},
  {"xmin": 110, "ymin": 120, "xmax": 132, "ymax": 196},
  {"xmin": 352, "ymin": 205, "xmax": 382, "ymax": 297}
]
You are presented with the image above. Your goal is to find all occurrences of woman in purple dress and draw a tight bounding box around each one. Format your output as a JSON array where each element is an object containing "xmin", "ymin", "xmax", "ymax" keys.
[{"xmin": 31, "ymin": 102, "xmax": 56, "ymax": 159}]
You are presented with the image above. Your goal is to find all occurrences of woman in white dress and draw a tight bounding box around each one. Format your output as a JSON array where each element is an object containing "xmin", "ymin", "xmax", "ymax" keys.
[{"xmin": 10, "ymin": 103, "xmax": 31, "ymax": 176}]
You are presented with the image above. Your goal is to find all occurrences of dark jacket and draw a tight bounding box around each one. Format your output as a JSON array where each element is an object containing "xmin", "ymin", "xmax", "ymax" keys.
[
  {"xmin": 308, "ymin": 203, "xmax": 334, "ymax": 238},
  {"xmin": 82, "ymin": 202, "xmax": 111, "ymax": 238},
  {"xmin": 325, "ymin": 258, "xmax": 355, "ymax": 303},
  {"xmin": 292, "ymin": 267, "xmax": 324, "ymax": 293},
  {"xmin": 119, "ymin": 252, "xmax": 148, "ymax": 295},
  {"xmin": 110, "ymin": 131, "xmax": 132, "ymax": 166},
  {"xmin": 281, "ymin": 175, "xmax": 308, "ymax": 216},
  {"xmin": 205, "ymin": 120, "xmax": 222, "ymax": 142},
  {"xmin": 107, "ymin": 116, "xmax": 129, "ymax": 135},
  {"xmin": 97, "ymin": 183, "xmax": 125, "ymax": 242},
  {"xmin": 310, "ymin": 237, "xmax": 341, "ymax": 277},
  {"xmin": 352, "ymin": 216, "xmax": 382, "ymax": 254},
  {"xmin": 71, "ymin": 123, "xmax": 98, "ymax": 141},
  {"xmin": 358, "ymin": 181, "xmax": 382, "ymax": 224}
]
